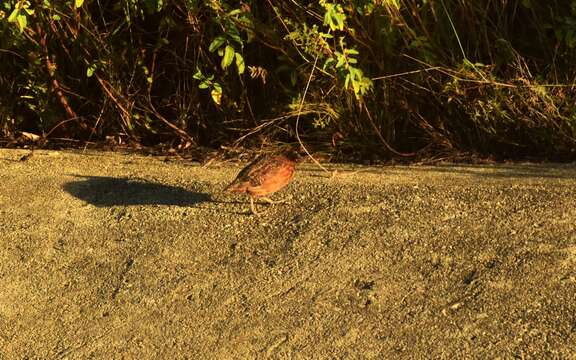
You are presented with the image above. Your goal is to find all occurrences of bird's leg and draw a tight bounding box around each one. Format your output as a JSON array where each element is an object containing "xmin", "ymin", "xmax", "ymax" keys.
[{"xmin": 250, "ymin": 196, "xmax": 259, "ymax": 215}]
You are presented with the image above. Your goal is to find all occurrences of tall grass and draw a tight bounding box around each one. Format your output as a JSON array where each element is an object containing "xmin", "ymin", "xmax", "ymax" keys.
[{"xmin": 1, "ymin": 0, "xmax": 575, "ymax": 160}]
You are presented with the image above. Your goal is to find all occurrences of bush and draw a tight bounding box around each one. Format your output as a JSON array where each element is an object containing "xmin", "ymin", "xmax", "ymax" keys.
[{"xmin": 1, "ymin": 0, "xmax": 576, "ymax": 160}]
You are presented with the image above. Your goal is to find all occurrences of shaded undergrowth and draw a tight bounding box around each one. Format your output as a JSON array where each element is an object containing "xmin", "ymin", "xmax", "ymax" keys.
[{"xmin": 1, "ymin": 0, "xmax": 575, "ymax": 161}]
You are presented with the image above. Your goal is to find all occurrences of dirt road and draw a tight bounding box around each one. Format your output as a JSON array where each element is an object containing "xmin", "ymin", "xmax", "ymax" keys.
[{"xmin": 1, "ymin": 149, "xmax": 575, "ymax": 358}]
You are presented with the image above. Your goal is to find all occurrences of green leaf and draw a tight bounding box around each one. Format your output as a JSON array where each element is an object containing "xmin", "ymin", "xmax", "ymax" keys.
[
  {"xmin": 209, "ymin": 36, "xmax": 226, "ymax": 52},
  {"xmin": 333, "ymin": 12, "xmax": 345, "ymax": 30},
  {"xmin": 323, "ymin": 4, "xmax": 334, "ymax": 27},
  {"xmin": 192, "ymin": 67, "xmax": 204, "ymax": 80},
  {"xmin": 211, "ymin": 84, "xmax": 222, "ymax": 105},
  {"xmin": 349, "ymin": 67, "xmax": 359, "ymax": 79},
  {"xmin": 322, "ymin": 58, "xmax": 334, "ymax": 70},
  {"xmin": 75, "ymin": 0, "xmax": 84, "ymax": 8},
  {"xmin": 16, "ymin": 14, "xmax": 27, "ymax": 33},
  {"xmin": 352, "ymin": 78, "xmax": 360, "ymax": 94},
  {"xmin": 221, "ymin": 45, "xmax": 235, "ymax": 70},
  {"xmin": 387, "ymin": 0, "xmax": 401, "ymax": 10},
  {"xmin": 335, "ymin": 55, "xmax": 345, "ymax": 68},
  {"xmin": 234, "ymin": 53, "xmax": 245, "ymax": 75},
  {"xmin": 86, "ymin": 64, "xmax": 97, "ymax": 77},
  {"xmin": 323, "ymin": 3, "xmax": 345, "ymax": 31},
  {"xmin": 210, "ymin": 90, "xmax": 222, "ymax": 105},
  {"xmin": 325, "ymin": 15, "xmax": 334, "ymax": 30},
  {"xmin": 8, "ymin": 7, "xmax": 20, "ymax": 22},
  {"xmin": 227, "ymin": 27, "xmax": 243, "ymax": 47},
  {"xmin": 198, "ymin": 81, "xmax": 209, "ymax": 89},
  {"xmin": 52, "ymin": 14, "xmax": 61, "ymax": 21}
]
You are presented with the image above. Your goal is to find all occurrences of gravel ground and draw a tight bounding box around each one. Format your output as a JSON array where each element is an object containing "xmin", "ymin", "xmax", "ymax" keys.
[{"xmin": 1, "ymin": 149, "xmax": 575, "ymax": 358}]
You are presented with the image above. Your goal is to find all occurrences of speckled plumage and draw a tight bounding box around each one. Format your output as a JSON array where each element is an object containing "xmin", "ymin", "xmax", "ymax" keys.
[{"xmin": 225, "ymin": 152, "xmax": 297, "ymax": 214}]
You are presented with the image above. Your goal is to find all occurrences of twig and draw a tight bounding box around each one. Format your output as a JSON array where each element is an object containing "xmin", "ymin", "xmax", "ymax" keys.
[
  {"xmin": 37, "ymin": 24, "xmax": 82, "ymax": 129},
  {"xmin": 371, "ymin": 67, "xmax": 443, "ymax": 81},
  {"xmin": 294, "ymin": 51, "xmax": 331, "ymax": 174},
  {"xmin": 361, "ymin": 100, "xmax": 416, "ymax": 158}
]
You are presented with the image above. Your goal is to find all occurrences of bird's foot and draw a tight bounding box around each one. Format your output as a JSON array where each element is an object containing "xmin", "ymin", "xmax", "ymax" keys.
[
  {"xmin": 261, "ymin": 196, "xmax": 291, "ymax": 205},
  {"xmin": 250, "ymin": 197, "xmax": 259, "ymax": 215}
]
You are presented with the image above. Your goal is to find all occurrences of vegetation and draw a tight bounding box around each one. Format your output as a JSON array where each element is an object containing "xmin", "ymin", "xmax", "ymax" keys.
[{"xmin": 1, "ymin": 0, "xmax": 576, "ymax": 160}]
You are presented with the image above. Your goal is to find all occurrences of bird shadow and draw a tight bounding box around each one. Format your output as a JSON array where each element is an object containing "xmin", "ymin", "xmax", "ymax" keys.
[{"xmin": 63, "ymin": 175, "xmax": 212, "ymax": 207}]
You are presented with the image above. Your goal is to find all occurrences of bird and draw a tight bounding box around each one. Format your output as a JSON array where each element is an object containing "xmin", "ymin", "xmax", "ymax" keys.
[{"xmin": 225, "ymin": 150, "xmax": 298, "ymax": 214}]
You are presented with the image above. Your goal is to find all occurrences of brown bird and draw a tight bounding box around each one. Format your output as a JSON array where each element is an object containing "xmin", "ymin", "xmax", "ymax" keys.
[{"xmin": 225, "ymin": 150, "xmax": 298, "ymax": 214}]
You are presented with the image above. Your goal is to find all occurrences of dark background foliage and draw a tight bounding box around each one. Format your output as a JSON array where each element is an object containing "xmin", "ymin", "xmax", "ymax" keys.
[{"xmin": 1, "ymin": 0, "xmax": 576, "ymax": 161}]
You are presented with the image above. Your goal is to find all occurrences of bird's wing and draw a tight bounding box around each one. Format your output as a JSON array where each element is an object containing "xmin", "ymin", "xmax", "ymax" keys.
[{"xmin": 248, "ymin": 156, "xmax": 285, "ymax": 186}]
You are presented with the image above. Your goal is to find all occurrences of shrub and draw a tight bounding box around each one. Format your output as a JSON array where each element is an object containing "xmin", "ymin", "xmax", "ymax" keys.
[{"xmin": 1, "ymin": 0, "xmax": 575, "ymax": 160}]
